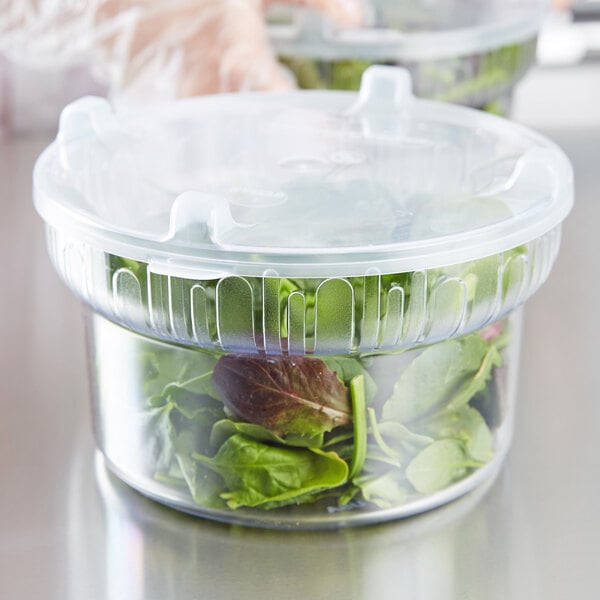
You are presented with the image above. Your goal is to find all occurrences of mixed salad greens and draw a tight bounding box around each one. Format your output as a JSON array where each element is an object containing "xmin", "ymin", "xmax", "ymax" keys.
[
  {"xmin": 99, "ymin": 252, "xmax": 518, "ymax": 514},
  {"xmin": 279, "ymin": 38, "xmax": 536, "ymax": 114},
  {"xmin": 124, "ymin": 318, "xmax": 508, "ymax": 513}
]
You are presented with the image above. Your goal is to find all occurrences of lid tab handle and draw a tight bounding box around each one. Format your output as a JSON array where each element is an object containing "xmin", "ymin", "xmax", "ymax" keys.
[
  {"xmin": 57, "ymin": 96, "xmax": 127, "ymax": 170},
  {"xmin": 346, "ymin": 67, "xmax": 414, "ymax": 138},
  {"xmin": 165, "ymin": 191, "xmax": 242, "ymax": 246},
  {"xmin": 473, "ymin": 147, "xmax": 567, "ymax": 201},
  {"xmin": 350, "ymin": 66, "xmax": 414, "ymax": 115},
  {"xmin": 57, "ymin": 96, "xmax": 124, "ymax": 146}
]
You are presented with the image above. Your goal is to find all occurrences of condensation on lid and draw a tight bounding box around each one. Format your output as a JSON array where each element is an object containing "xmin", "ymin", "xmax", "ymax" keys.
[
  {"xmin": 268, "ymin": 0, "xmax": 548, "ymax": 61},
  {"xmin": 33, "ymin": 66, "xmax": 573, "ymax": 278}
]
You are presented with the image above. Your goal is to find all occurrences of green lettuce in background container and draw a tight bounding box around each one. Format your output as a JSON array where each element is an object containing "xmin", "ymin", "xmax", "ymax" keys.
[
  {"xmin": 269, "ymin": 0, "xmax": 547, "ymax": 115},
  {"xmin": 33, "ymin": 67, "xmax": 572, "ymax": 529}
]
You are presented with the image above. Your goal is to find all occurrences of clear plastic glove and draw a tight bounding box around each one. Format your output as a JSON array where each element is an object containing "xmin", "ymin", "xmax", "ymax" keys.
[{"xmin": 0, "ymin": 0, "xmax": 366, "ymax": 107}]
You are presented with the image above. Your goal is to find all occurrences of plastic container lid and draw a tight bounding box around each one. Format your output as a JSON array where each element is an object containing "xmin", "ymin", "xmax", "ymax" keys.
[
  {"xmin": 268, "ymin": 0, "xmax": 548, "ymax": 61},
  {"xmin": 33, "ymin": 66, "xmax": 573, "ymax": 279}
]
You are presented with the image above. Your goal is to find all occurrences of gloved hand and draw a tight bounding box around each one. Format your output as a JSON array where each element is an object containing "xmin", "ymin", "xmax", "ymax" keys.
[
  {"xmin": 1, "ymin": 0, "xmax": 365, "ymax": 106},
  {"xmin": 101, "ymin": 0, "xmax": 366, "ymax": 101}
]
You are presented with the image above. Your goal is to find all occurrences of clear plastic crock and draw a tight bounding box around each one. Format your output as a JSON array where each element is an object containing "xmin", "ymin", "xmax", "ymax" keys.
[
  {"xmin": 269, "ymin": 0, "xmax": 546, "ymax": 114},
  {"xmin": 33, "ymin": 67, "xmax": 572, "ymax": 528}
]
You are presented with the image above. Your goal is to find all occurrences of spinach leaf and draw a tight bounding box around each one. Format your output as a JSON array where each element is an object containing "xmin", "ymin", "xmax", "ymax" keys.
[
  {"xmin": 381, "ymin": 333, "xmax": 490, "ymax": 423},
  {"xmin": 445, "ymin": 345, "xmax": 502, "ymax": 412},
  {"xmin": 144, "ymin": 403, "xmax": 177, "ymax": 473},
  {"xmin": 161, "ymin": 384, "xmax": 225, "ymax": 423},
  {"xmin": 142, "ymin": 348, "xmax": 217, "ymax": 399},
  {"xmin": 421, "ymin": 406, "xmax": 494, "ymax": 463},
  {"xmin": 192, "ymin": 434, "xmax": 349, "ymax": 509},
  {"xmin": 209, "ymin": 419, "xmax": 324, "ymax": 449},
  {"xmin": 406, "ymin": 439, "xmax": 479, "ymax": 494},
  {"xmin": 353, "ymin": 471, "xmax": 408, "ymax": 509},
  {"xmin": 141, "ymin": 345, "xmax": 226, "ymax": 496},
  {"xmin": 172, "ymin": 431, "xmax": 227, "ymax": 508},
  {"xmin": 166, "ymin": 371, "xmax": 220, "ymax": 400},
  {"xmin": 212, "ymin": 354, "xmax": 351, "ymax": 436},
  {"xmin": 321, "ymin": 356, "xmax": 378, "ymax": 401},
  {"xmin": 369, "ymin": 411, "xmax": 434, "ymax": 459}
]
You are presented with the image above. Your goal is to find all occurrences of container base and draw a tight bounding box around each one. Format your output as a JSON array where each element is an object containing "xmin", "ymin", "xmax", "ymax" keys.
[{"xmin": 98, "ymin": 442, "xmax": 510, "ymax": 530}]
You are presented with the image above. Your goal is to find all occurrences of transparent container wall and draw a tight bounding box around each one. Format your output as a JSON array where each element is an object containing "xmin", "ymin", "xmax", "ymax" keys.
[
  {"xmin": 47, "ymin": 225, "xmax": 560, "ymax": 355},
  {"xmin": 280, "ymin": 37, "xmax": 537, "ymax": 115},
  {"xmin": 89, "ymin": 311, "xmax": 522, "ymax": 528}
]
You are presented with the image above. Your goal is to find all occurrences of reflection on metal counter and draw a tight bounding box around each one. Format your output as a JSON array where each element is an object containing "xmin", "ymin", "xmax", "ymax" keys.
[{"xmin": 62, "ymin": 451, "xmax": 537, "ymax": 600}]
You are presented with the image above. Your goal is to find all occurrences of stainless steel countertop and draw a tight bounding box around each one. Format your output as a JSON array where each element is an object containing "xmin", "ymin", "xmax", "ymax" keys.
[{"xmin": 2, "ymin": 66, "xmax": 600, "ymax": 599}]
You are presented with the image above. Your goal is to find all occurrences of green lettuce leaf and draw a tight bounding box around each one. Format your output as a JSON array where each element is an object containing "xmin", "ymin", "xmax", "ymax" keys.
[
  {"xmin": 192, "ymin": 434, "xmax": 349, "ymax": 509},
  {"xmin": 209, "ymin": 419, "xmax": 324, "ymax": 449},
  {"xmin": 381, "ymin": 333, "xmax": 490, "ymax": 423},
  {"xmin": 406, "ymin": 439, "xmax": 477, "ymax": 494}
]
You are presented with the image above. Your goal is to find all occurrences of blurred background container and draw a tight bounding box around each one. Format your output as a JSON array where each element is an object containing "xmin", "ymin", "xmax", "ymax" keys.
[{"xmin": 268, "ymin": 0, "xmax": 546, "ymax": 114}]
